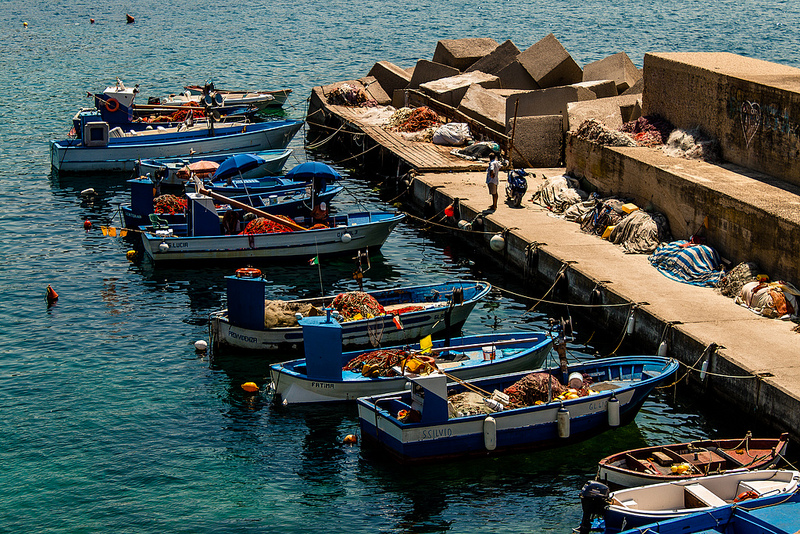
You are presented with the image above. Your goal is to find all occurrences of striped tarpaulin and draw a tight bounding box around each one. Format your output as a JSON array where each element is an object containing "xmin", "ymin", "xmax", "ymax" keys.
[{"xmin": 648, "ymin": 240, "xmax": 724, "ymax": 287}]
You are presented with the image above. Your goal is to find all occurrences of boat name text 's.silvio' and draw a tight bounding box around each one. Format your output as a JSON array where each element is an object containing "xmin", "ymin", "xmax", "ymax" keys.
[{"xmin": 421, "ymin": 428, "xmax": 453, "ymax": 440}]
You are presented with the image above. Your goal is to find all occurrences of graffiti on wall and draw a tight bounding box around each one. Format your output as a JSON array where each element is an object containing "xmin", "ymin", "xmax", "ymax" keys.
[{"xmin": 740, "ymin": 101, "xmax": 761, "ymax": 147}]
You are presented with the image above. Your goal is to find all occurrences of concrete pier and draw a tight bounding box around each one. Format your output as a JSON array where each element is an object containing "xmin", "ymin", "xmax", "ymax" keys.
[{"xmin": 306, "ymin": 48, "xmax": 800, "ymax": 444}]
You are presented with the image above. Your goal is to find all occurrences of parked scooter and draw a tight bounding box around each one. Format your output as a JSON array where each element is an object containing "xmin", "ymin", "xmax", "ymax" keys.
[{"xmin": 505, "ymin": 169, "xmax": 530, "ymax": 207}]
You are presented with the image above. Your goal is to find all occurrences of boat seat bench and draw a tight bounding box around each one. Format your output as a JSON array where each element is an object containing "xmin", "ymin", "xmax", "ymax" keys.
[{"xmin": 684, "ymin": 484, "xmax": 727, "ymax": 508}]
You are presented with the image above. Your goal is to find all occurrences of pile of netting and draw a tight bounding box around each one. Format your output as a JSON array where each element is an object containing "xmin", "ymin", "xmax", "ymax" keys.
[
  {"xmin": 342, "ymin": 348, "xmax": 409, "ymax": 377},
  {"xmin": 448, "ymin": 392, "xmax": 496, "ymax": 417},
  {"xmin": 662, "ymin": 128, "xmax": 721, "ymax": 162},
  {"xmin": 326, "ymin": 83, "xmax": 377, "ymax": 108},
  {"xmin": 331, "ymin": 291, "xmax": 386, "ymax": 320},
  {"xmin": 575, "ymin": 119, "xmax": 636, "ymax": 147},
  {"xmin": 263, "ymin": 301, "xmax": 320, "ymax": 328},
  {"xmin": 154, "ymin": 194, "xmax": 187, "ymax": 214},
  {"xmin": 140, "ymin": 102, "xmax": 205, "ymax": 123},
  {"xmin": 243, "ymin": 216, "xmax": 296, "ymax": 235},
  {"xmin": 620, "ymin": 115, "xmax": 675, "ymax": 147},
  {"xmin": 385, "ymin": 107, "xmax": 414, "ymax": 129},
  {"xmin": 393, "ymin": 107, "xmax": 442, "ymax": 133},
  {"xmin": 503, "ymin": 373, "xmax": 568, "ymax": 407}
]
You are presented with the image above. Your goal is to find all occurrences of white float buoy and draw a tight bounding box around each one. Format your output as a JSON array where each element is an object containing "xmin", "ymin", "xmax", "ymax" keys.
[
  {"xmin": 159, "ymin": 242, "xmax": 169, "ymax": 252},
  {"xmin": 341, "ymin": 232, "xmax": 352, "ymax": 243},
  {"xmin": 80, "ymin": 188, "xmax": 96, "ymax": 196},
  {"xmin": 626, "ymin": 310, "xmax": 635, "ymax": 334},
  {"xmin": 457, "ymin": 219, "xmax": 472, "ymax": 230},
  {"xmin": 658, "ymin": 340, "xmax": 668, "ymax": 357},
  {"xmin": 608, "ymin": 395, "xmax": 620, "ymax": 427},
  {"xmin": 194, "ymin": 340, "xmax": 208, "ymax": 351},
  {"xmin": 483, "ymin": 416, "xmax": 497, "ymax": 451},
  {"xmin": 700, "ymin": 359, "xmax": 709, "ymax": 381},
  {"xmin": 490, "ymin": 234, "xmax": 505, "ymax": 251},
  {"xmin": 557, "ymin": 405, "xmax": 571, "ymax": 438}
]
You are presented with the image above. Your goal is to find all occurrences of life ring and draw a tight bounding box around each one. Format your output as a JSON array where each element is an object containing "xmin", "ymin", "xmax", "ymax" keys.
[
  {"xmin": 235, "ymin": 267, "xmax": 262, "ymax": 278},
  {"xmin": 734, "ymin": 490, "xmax": 759, "ymax": 503},
  {"xmin": 105, "ymin": 98, "xmax": 120, "ymax": 112}
]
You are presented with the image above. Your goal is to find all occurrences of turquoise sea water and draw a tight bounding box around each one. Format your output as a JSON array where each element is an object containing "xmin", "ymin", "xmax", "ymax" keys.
[{"xmin": 2, "ymin": 1, "xmax": 799, "ymax": 532}]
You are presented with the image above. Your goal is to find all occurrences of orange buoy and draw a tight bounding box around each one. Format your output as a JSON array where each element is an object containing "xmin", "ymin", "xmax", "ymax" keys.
[
  {"xmin": 46, "ymin": 284, "xmax": 59, "ymax": 304},
  {"xmin": 241, "ymin": 382, "xmax": 259, "ymax": 393},
  {"xmin": 83, "ymin": 219, "xmax": 92, "ymax": 230},
  {"xmin": 90, "ymin": 18, "xmax": 95, "ymax": 24},
  {"xmin": 343, "ymin": 434, "xmax": 358, "ymax": 444},
  {"xmin": 444, "ymin": 204, "xmax": 454, "ymax": 217},
  {"xmin": 126, "ymin": 13, "xmax": 135, "ymax": 23}
]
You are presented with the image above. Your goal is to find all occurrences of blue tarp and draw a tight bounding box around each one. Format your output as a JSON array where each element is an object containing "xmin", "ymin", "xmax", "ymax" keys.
[{"xmin": 648, "ymin": 240, "xmax": 724, "ymax": 287}]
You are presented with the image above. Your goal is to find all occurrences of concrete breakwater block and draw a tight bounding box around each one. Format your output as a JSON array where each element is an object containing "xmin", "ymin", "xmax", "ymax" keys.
[
  {"xmin": 367, "ymin": 61, "xmax": 412, "ymax": 97},
  {"xmin": 408, "ymin": 59, "xmax": 460, "ymax": 89},
  {"xmin": 432, "ymin": 38, "xmax": 499, "ymax": 71},
  {"xmin": 496, "ymin": 60, "xmax": 540, "ymax": 90},
  {"xmin": 358, "ymin": 76, "xmax": 391, "ymax": 105},
  {"xmin": 506, "ymin": 85, "xmax": 597, "ymax": 132},
  {"xmin": 507, "ymin": 114, "xmax": 563, "ymax": 167},
  {"xmin": 517, "ymin": 33, "xmax": 583, "ymax": 89},
  {"xmin": 583, "ymin": 52, "xmax": 642, "ymax": 94},
  {"xmin": 573, "ymin": 80, "xmax": 618, "ymax": 99},
  {"xmin": 466, "ymin": 39, "xmax": 521, "ymax": 75},
  {"xmin": 567, "ymin": 93, "xmax": 642, "ymax": 132},
  {"xmin": 457, "ymin": 84, "xmax": 506, "ymax": 133},
  {"xmin": 420, "ymin": 72, "xmax": 501, "ymax": 108}
]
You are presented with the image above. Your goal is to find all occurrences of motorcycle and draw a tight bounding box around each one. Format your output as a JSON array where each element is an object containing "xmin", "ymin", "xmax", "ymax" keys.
[{"xmin": 505, "ymin": 169, "xmax": 530, "ymax": 207}]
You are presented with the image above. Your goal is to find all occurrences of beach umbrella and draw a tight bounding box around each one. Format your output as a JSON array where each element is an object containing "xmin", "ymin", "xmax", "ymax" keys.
[
  {"xmin": 213, "ymin": 153, "xmax": 267, "ymax": 181},
  {"xmin": 284, "ymin": 161, "xmax": 342, "ymax": 182}
]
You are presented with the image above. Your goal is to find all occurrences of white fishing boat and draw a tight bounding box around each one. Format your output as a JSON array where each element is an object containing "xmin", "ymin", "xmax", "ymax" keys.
[
  {"xmin": 51, "ymin": 117, "xmax": 302, "ymax": 173},
  {"xmin": 211, "ymin": 280, "xmax": 492, "ymax": 353}
]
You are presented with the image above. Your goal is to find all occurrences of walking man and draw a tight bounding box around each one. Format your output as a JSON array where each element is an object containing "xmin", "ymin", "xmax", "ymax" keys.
[{"xmin": 486, "ymin": 152, "xmax": 500, "ymax": 211}]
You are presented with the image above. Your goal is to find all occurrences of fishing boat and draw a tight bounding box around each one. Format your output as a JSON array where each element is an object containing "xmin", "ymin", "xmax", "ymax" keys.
[
  {"xmin": 51, "ymin": 116, "xmax": 303, "ymax": 173},
  {"xmin": 356, "ymin": 355, "xmax": 680, "ymax": 463},
  {"xmin": 120, "ymin": 175, "xmax": 342, "ymax": 229},
  {"xmin": 161, "ymin": 89, "xmax": 275, "ymax": 111},
  {"xmin": 184, "ymin": 84, "xmax": 292, "ymax": 108},
  {"xmin": 594, "ymin": 487, "xmax": 800, "ymax": 534},
  {"xmin": 575, "ymin": 469, "xmax": 800, "ymax": 533},
  {"xmin": 596, "ymin": 433, "xmax": 790, "ymax": 488},
  {"xmin": 270, "ymin": 317, "xmax": 548, "ymax": 404},
  {"xmin": 211, "ymin": 280, "xmax": 491, "ymax": 353},
  {"xmin": 79, "ymin": 80, "xmax": 259, "ymax": 134},
  {"xmin": 138, "ymin": 190, "xmax": 403, "ymax": 264},
  {"xmin": 137, "ymin": 148, "xmax": 293, "ymax": 186}
]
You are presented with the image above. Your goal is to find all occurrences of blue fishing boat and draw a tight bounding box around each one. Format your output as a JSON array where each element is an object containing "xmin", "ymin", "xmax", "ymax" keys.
[
  {"xmin": 270, "ymin": 322, "xmax": 552, "ymax": 404},
  {"xmin": 51, "ymin": 115, "xmax": 303, "ymax": 173},
  {"xmin": 575, "ymin": 469, "xmax": 800, "ymax": 534},
  {"xmin": 137, "ymin": 148, "xmax": 293, "ymax": 186},
  {"xmin": 138, "ymin": 192, "xmax": 403, "ymax": 264},
  {"xmin": 211, "ymin": 280, "xmax": 492, "ymax": 353},
  {"xmin": 356, "ymin": 356, "xmax": 680, "ymax": 463},
  {"xmin": 120, "ymin": 176, "xmax": 342, "ymax": 229}
]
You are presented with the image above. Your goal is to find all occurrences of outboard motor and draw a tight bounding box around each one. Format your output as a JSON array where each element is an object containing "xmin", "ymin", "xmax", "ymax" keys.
[
  {"xmin": 577, "ymin": 480, "xmax": 610, "ymax": 534},
  {"xmin": 505, "ymin": 169, "xmax": 529, "ymax": 207}
]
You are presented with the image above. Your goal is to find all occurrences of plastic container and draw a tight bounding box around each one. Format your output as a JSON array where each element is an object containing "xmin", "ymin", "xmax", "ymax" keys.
[{"xmin": 482, "ymin": 346, "xmax": 495, "ymax": 361}]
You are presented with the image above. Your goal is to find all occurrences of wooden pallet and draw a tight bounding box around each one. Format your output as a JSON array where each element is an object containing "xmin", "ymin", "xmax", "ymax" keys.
[{"xmin": 324, "ymin": 104, "xmax": 487, "ymax": 173}]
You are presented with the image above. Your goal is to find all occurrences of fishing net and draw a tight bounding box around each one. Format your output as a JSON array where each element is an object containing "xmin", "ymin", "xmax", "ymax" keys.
[
  {"xmin": 503, "ymin": 372, "xmax": 568, "ymax": 407},
  {"xmin": 575, "ymin": 119, "xmax": 636, "ymax": 147},
  {"xmin": 394, "ymin": 107, "xmax": 442, "ymax": 133},
  {"xmin": 331, "ymin": 291, "xmax": 385, "ymax": 320},
  {"xmin": 243, "ymin": 216, "xmax": 296, "ymax": 235},
  {"xmin": 717, "ymin": 261, "xmax": 760, "ymax": 298},
  {"xmin": 154, "ymin": 194, "xmax": 188, "ymax": 214},
  {"xmin": 448, "ymin": 392, "xmax": 495, "ymax": 416},
  {"xmin": 263, "ymin": 301, "xmax": 321, "ymax": 328},
  {"xmin": 620, "ymin": 115, "xmax": 675, "ymax": 147},
  {"xmin": 342, "ymin": 348, "xmax": 408, "ymax": 377},
  {"xmin": 326, "ymin": 83, "xmax": 378, "ymax": 108}
]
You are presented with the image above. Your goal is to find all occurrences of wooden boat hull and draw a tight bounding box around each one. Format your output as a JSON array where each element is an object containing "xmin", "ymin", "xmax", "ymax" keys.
[
  {"xmin": 137, "ymin": 148, "xmax": 293, "ymax": 186},
  {"xmin": 212, "ymin": 280, "xmax": 491, "ymax": 352},
  {"xmin": 596, "ymin": 435, "xmax": 790, "ymax": 489},
  {"xmin": 601, "ymin": 469, "xmax": 800, "ymax": 533},
  {"xmin": 270, "ymin": 332, "xmax": 551, "ymax": 404},
  {"xmin": 357, "ymin": 356, "xmax": 680, "ymax": 463},
  {"xmin": 140, "ymin": 211, "xmax": 404, "ymax": 263},
  {"xmin": 50, "ymin": 120, "xmax": 302, "ymax": 173}
]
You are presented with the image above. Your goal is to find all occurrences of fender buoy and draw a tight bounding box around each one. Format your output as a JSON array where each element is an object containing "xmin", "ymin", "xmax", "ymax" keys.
[
  {"xmin": 235, "ymin": 267, "xmax": 262, "ymax": 278},
  {"xmin": 45, "ymin": 284, "xmax": 59, "ymax": 304},
  {"xmin": 105, "ymin": 98, "xmax": 120, "ymax": 112},
  {"xmin": 241, "ymin": 382, "xmax": 259, "ymax": 393}
]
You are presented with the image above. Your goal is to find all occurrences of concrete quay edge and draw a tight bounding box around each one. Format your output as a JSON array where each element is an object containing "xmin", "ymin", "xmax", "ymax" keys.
[{"xmin": 407, "ymin": 169, "xmax": 800, "ymax": 442}]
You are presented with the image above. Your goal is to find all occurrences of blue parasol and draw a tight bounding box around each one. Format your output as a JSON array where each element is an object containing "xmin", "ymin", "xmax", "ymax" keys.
[
  {"xmin": 284, "ymin": 161, "xmax": 342, "ymax": 182},
  {"xmin": 212, "ymin": 153, "xmax": 267, "ymax": 181}
]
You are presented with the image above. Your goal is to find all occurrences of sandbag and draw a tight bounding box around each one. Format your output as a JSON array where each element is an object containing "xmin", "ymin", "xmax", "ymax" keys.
[{"xmin": 432, "ymin": 122, "xmax": 471, "ymax": 146}]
